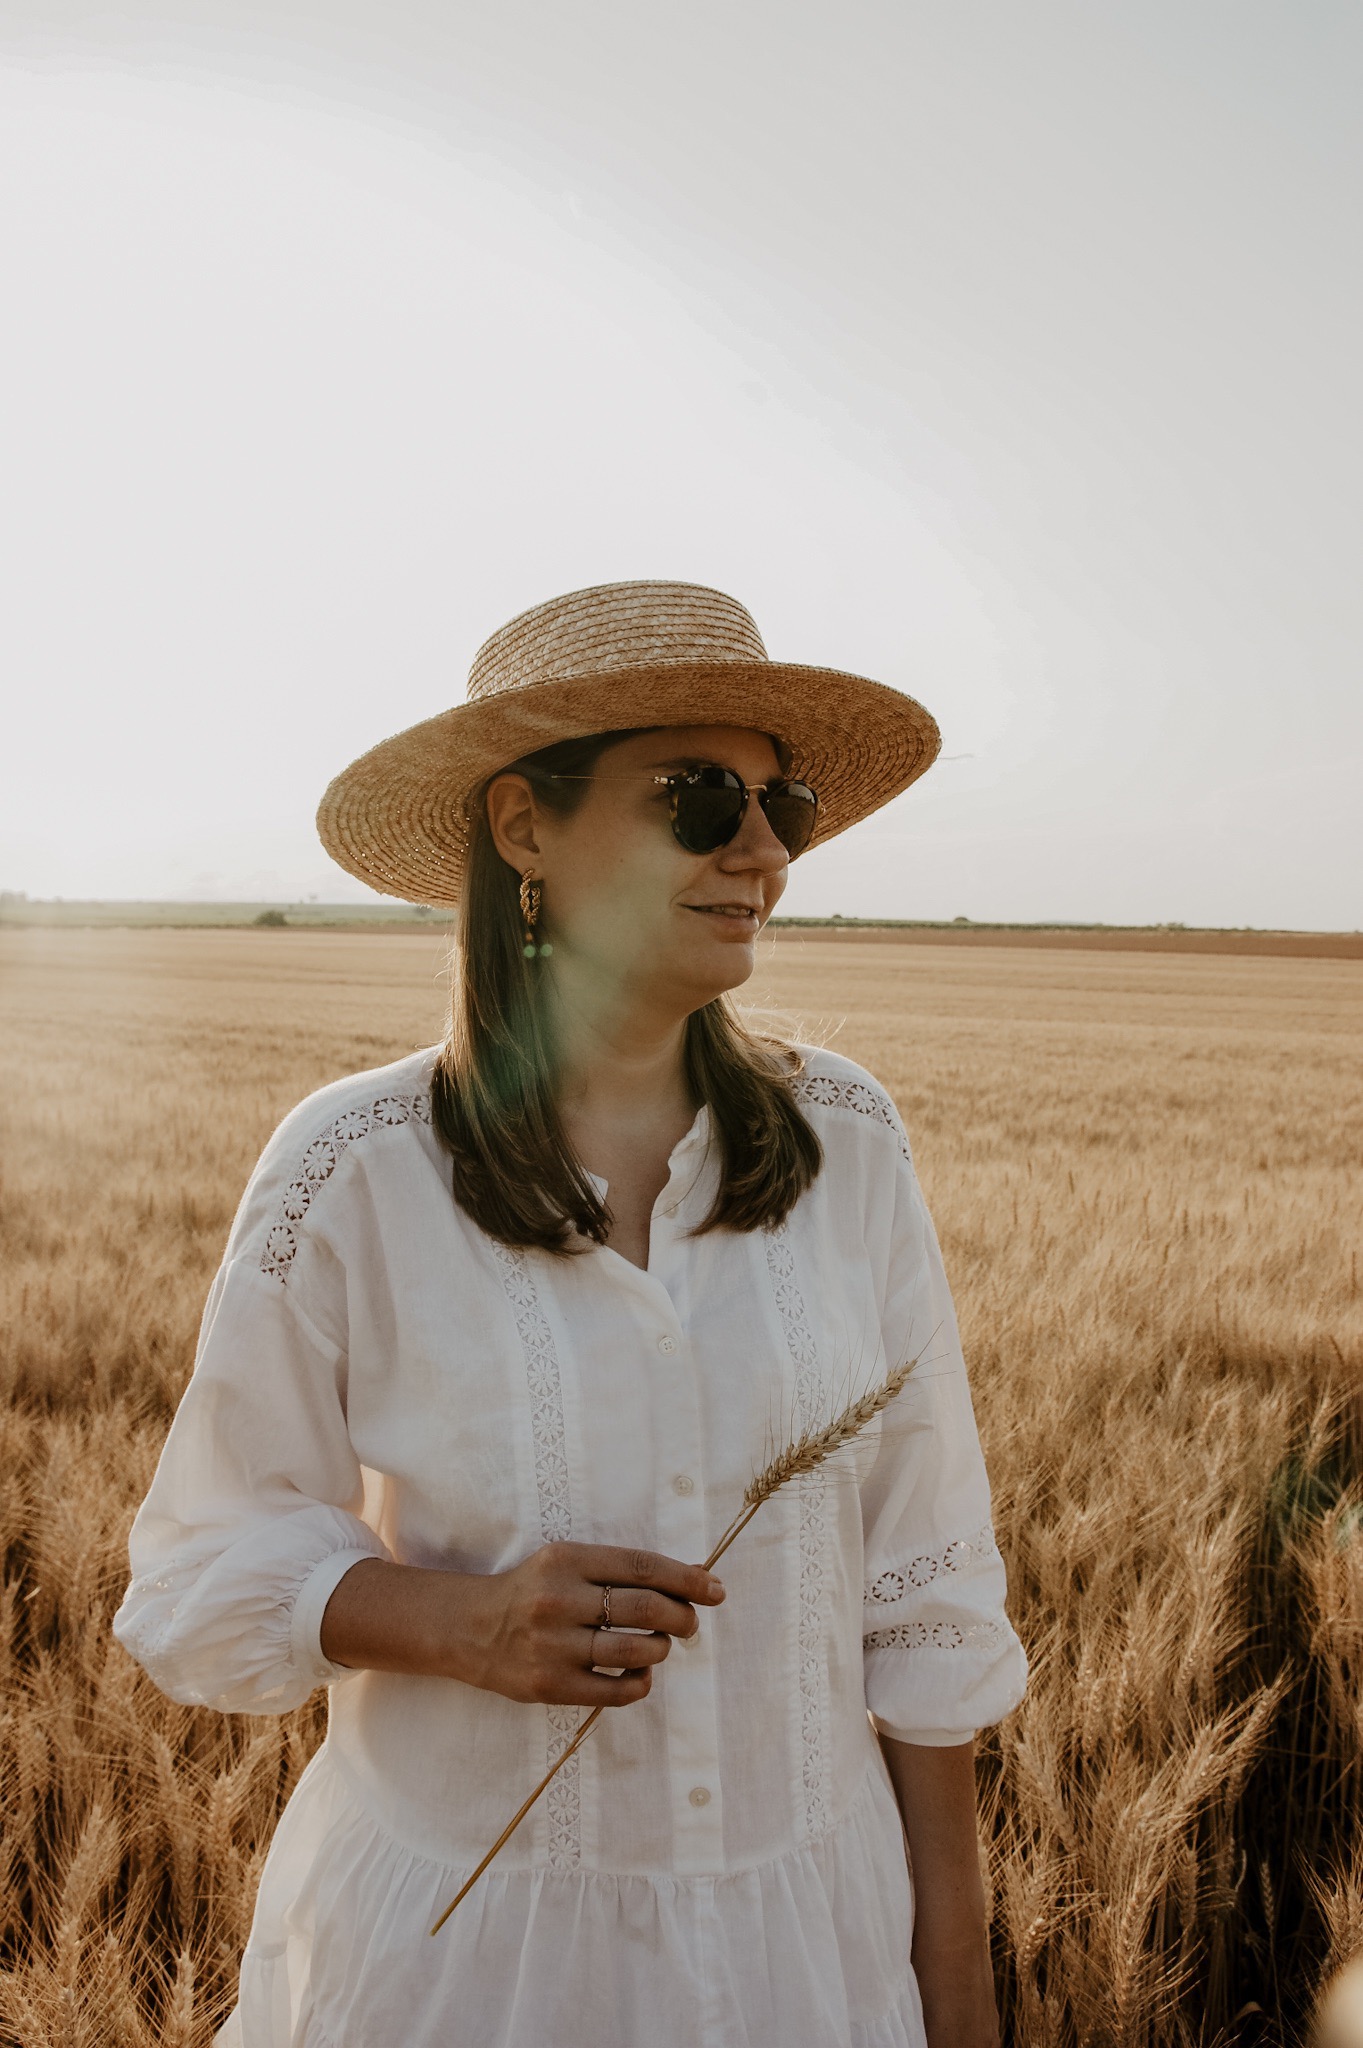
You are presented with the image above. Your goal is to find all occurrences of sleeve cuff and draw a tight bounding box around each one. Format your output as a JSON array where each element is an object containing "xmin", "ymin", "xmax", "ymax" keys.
[
  {"xmin": 290, "ymin": 1546, "xmax": 386, "ymax": 1684},
  {"xmin": 871, "ymin": 1713, "xmax": 977, "ymax": 1747}
]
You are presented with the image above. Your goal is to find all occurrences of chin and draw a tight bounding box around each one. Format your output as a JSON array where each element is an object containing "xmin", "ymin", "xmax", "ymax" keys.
[
  {"xmin": 662, "ymin": 910, "xmax": 766, "ymax": 1006},
  {"xmin": 687, "ymin": 942, "xmax": 757, "ymax": 1008}
]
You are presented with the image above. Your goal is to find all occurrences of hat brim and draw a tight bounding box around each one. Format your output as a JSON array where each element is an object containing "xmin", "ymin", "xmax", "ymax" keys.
[{"xmin": 316, "ymin": 661, "xmax": 941, "ymax": 907}]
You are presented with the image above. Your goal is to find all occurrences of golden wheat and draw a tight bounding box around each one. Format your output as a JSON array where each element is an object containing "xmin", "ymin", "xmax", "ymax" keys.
[
  {"xmin": 1, "ymin": 926, "xmax": 1360, "ymax": 2046},
  {"xmin": 740, "ymin": 1351, "xmax": 920, "ymax": 1508}
]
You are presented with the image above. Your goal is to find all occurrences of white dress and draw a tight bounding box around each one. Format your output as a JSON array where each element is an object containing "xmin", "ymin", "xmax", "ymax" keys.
[{"xmin": 114, "ymin": 1044, "xmax": 1026, "ymax": 2048}]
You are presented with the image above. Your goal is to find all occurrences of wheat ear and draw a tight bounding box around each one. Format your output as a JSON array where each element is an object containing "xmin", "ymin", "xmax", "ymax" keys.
[{"xmin": 429, "ymin": 1348, "xmax": 921, "ymax": 1934}]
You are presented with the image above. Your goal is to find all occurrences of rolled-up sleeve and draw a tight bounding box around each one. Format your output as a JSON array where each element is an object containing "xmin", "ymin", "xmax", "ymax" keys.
[
  {"xmin": 859, "ymin": 1116, "xmax": 1027, "ymax": 1747},
  {"xmin": 113, "ymin": 1240, "xmax": 389, "ymax": 1714}
]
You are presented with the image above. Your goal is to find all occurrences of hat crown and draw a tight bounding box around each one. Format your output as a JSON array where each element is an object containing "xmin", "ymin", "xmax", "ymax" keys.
[{"xmin": 467, "ymin": 581, "xmax": 769, "ymax": 702}]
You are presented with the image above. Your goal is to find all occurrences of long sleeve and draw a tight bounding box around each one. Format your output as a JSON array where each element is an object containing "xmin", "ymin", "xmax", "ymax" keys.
[
  {"xmin": 857, "ymin": 1104, "xmax": 1027, "ymax": 1747},
  {"xmin": 113, "ymin": 1139, "xmax": 390, "ymax": 1714}
]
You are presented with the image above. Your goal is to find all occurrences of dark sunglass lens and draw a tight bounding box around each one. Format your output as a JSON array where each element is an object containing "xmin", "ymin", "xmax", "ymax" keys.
[
  {"xmin": 761, "ymin": 781, "xmax": 818, "ymax": 857},
  {"xmin": 672, "ymin": 768, "xmax": 746, "ymax": 853}
]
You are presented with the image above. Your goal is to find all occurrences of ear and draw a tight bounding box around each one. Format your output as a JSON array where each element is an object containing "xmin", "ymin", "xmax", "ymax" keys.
[{"xmin": 484, "ymin": 773, "xmax": 543, "ymax": 872}]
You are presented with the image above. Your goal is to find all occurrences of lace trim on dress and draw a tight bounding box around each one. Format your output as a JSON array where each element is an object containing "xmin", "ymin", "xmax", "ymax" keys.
[
  {"xmin": 864, "ymin": 1619, "xmax": 1007, "ymax": 1653},
  {"xmin": 765, "ymin": 1227, "xmax": 832, "ymax": 1842},
  {"xmin": 118, "ymin": 1570, "xmax": 180, "ymax": 1668},
  {"xmin": 491, "ymin": 1242, "xmax": 582, "ymax": 1871},
  {"xmin": 260, "ymin": 1091, "xmax": 432, "ymax": 1282},
  {"xmin": 788, "ymin": 1070, "xmax": 913, "ymax": 1167},
  {"xmin": 866, "ymin": 1527, "xmax": 998, "ymax": 1605}
]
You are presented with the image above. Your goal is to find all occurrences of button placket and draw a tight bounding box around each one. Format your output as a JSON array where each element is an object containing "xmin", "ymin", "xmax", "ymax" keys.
[{"xmin": 653, "ymin": 1392, "xmax": 724, "ymax": 1873}]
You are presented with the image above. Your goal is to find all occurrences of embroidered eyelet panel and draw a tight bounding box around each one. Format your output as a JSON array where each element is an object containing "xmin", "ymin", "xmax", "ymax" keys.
[
  {"xmin": 788, "ymin": 1071, "xmax": 912, "ymax": 1167},
  {"xmin": 118, "ymin": 1570, "xmax": 179, "ymax": 1666},
  {"xmin": 864, "ymin": 1529, "xmax": 1002, "ymax": 1653},
  {"xmin": 764, "ymin": 1227, "xmax": 833, "ymax": 1842},
  {"xmin": 864, "ymin": 1619, "xmax": 1007, "ymax": 1653},
  {"xmin": 866, "ymin": 1527, "xmax": 998, "ymax": 1606},
  {"xmin": 491, "ymin": 1241, "xmax": 582, "ymax": 1870},
  {"xmin": 260, "ymin": 1092, "xmax": 432, "ymax": 1282}
]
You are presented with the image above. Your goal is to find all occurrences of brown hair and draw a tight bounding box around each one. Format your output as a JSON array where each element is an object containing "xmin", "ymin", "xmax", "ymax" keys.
[{"xmin": 429, "ymin": 730, "xmax": 823, "ymax": 1253}]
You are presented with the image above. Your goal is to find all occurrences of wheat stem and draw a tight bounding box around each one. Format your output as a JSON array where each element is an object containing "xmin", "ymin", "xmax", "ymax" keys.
[{"xmin": 429, "ymin": 1346, "xmax": 921, "ymax": 1934}]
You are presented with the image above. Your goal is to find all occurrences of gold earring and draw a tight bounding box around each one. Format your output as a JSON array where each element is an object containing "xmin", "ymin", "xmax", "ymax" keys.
[{"xmin": 518, "ymin": 872, "xmax": 552, "ymax": 959}]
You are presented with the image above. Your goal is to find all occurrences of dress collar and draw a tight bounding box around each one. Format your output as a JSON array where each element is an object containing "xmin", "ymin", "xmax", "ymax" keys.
[{"xmin": 584, "ymin": 1104, "xmax": 712, "ymax": 1203}]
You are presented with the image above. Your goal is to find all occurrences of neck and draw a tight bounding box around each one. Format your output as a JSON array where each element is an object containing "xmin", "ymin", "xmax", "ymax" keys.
[{"xmin": 546, "ymin": 950, "xmax": 694, "ymax": 1126}]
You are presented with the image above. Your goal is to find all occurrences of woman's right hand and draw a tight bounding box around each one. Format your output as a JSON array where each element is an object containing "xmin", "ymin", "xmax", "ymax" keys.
[
  {"xmin": 321, "ymin": 1546, "xmax": 725, "ymax": 1707},
  {"xmin": 458, "ymin": 1542, "xmax": 726, "ymax": 1706}
]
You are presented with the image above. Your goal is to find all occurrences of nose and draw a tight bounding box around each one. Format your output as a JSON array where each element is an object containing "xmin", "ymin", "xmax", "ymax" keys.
[{"xmin": 716, "ymin": 793, "xmax": 790, "ymax": 874}]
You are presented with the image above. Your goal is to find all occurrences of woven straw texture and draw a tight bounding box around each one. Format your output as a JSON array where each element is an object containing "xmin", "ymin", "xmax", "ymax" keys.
[{"xmin": 316, "ymin": 581, "xmax": 940, "ymax": 907}]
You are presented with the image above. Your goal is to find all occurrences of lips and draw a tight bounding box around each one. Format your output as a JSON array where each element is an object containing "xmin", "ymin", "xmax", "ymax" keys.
[{"xmin": 683, "ymin": 904, "xmax": 761, "ymax": 928}]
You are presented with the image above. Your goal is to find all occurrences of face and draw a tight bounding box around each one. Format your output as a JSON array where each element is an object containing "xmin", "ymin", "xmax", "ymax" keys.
[{"xmin": 485, "ymin": 726, "xmax": 794, "ymax": 1018}]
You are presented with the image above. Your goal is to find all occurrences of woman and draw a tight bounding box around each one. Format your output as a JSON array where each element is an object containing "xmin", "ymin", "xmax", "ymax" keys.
[{"xmin": 115, "ymin": 581, "xmax": 1027, "ymax": 2048}]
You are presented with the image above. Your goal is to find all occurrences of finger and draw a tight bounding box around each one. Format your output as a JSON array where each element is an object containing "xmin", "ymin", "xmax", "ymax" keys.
[
  {"xmin": 551, "ymin": 1669, "xmax": 655, "ymax": 1709},
  {"xmin": 587, "ymin": 1628, "xmax": 672, "ymax": 1669},
  {"xmin": 578, "ymin": 1546, "xmax": 725, "ymax": 1606},
  {"xmin": 576, "ymin": 1584, "xmax": 698, "ymax": 1638}
]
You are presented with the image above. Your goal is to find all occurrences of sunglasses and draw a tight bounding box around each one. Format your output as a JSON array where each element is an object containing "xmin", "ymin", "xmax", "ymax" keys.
[{"xmin": 547, "ymin": 765, "xmax": 820, "ymax": 859}]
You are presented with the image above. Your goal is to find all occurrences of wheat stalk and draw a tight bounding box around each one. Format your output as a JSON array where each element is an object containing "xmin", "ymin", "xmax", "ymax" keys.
[{"xmin": 429, "ymin": 1347, "xmax": 921, "ymax": 1934}]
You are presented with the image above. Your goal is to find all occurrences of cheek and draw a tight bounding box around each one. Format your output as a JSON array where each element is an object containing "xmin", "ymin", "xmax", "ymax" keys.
[{"xmin": 555, "ymin": 825, "xmax": 679, "ymax": 929}]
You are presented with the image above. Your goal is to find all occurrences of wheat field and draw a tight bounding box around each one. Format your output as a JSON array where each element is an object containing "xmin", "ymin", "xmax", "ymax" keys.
[{"xmin": 1, "ymin": 926, "xmax": 1360, "ymax": 2047}]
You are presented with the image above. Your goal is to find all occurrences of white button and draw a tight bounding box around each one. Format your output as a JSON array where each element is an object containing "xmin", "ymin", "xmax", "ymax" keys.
[
  {"xmin": 657, "ymin": 1335, "xmax": 677, "ymax": 1355},
  {"xmin": 688, "ymin": 1785, "xmax": 711, "ymax": 1808},
  {"xmin": 680, "ymin": 1627, "xmax": 700, "ymax": 1649},
  {"xmin": 672, "ymin": 1473, "xmax": 695, "ymax": 1496}
]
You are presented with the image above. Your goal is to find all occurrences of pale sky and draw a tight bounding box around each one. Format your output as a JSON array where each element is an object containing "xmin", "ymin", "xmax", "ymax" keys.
[{"xmin": 2, "ymin": 2, "xmax": 1359, "ymax": 926}]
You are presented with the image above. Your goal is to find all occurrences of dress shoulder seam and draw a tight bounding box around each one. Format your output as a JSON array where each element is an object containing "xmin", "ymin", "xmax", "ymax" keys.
[
  {"xmin": 259, "ymin": 1087, "xmax": 433, "ymax": 1283},
  {"xmin": 788, "ymin": 1063, "xmax": 913, "ymax": 1168}
]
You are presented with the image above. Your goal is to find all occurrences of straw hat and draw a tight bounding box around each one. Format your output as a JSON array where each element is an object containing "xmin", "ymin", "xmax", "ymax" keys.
[{"xmin": 316, "ymin": 580, "xmax": 940, "ymax": 907}]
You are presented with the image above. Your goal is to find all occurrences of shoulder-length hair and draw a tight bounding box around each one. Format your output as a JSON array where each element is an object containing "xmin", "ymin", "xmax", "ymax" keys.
[{"xmin": 429, "ymin": 730, "xmax": 823, "ymax": 1253}]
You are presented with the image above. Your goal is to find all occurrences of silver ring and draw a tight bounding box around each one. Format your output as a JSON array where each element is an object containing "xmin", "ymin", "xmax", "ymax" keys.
[{"xmin": 600, "ymin": 1584, "xmax": 612, "ymax": 1632}]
